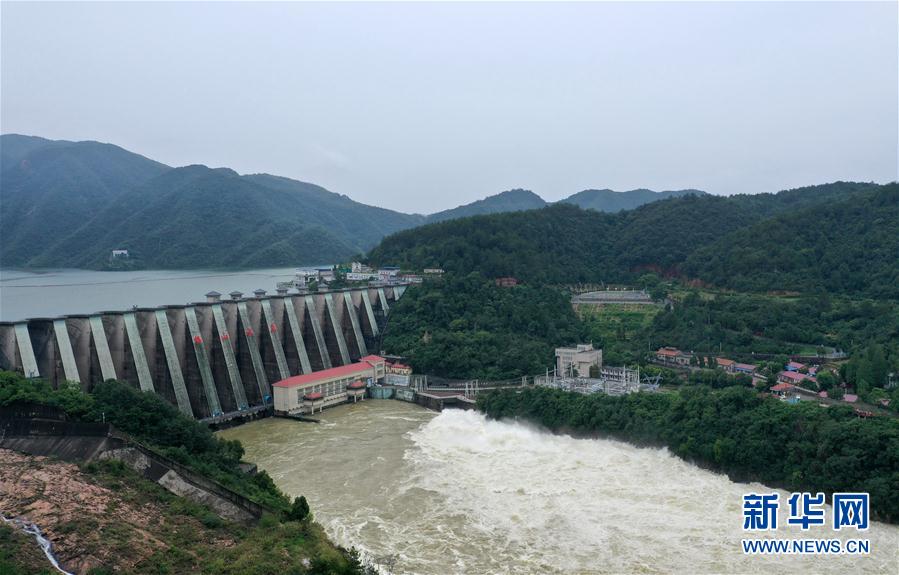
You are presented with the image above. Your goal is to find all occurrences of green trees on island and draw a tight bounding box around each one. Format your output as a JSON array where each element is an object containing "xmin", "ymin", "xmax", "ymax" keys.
[{"xmin": 478, "ymin": 386, "xmax": 899, "ymax": 523}]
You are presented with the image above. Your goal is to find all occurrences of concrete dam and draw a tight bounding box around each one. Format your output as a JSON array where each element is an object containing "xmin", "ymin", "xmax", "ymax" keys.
[{"xmin": 0, "ymin": 286, "xmax": 407, "ymax": 420}]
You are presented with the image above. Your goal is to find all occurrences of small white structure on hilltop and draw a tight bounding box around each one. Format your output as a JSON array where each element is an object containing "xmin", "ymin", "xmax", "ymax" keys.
[{"xmin": 555, "ymin": 343, "xmax": 602, "ymax": 378}]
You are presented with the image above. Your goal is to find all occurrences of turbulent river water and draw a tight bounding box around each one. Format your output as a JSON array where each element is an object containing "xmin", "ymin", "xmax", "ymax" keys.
[{"xmin": 219, "ymin": 400, "xmax": 899, "ymax": 574}]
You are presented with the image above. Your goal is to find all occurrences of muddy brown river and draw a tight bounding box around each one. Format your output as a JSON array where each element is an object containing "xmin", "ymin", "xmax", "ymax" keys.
[{"xmin": 218, "ymin": 400, "xmax": 899, "ymax": 574}]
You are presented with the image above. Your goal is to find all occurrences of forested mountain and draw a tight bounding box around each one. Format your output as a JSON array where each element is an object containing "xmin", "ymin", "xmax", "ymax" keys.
[
  {"xmin": 426, "ymin": 187, "xmax": 710, "ymax": 223},
  {"xmin": 369, "ymin": 181, "xmax": 893, "ymax": 298},
  {"xmin": 244, "ymin": 173, "xmax": 425, "ymax": 251},
  {"xmin": 1, "ymin": 134, "xmax": 888, "ymax": 275},
  {"xmin": 0, "ymin": 134, "xmax": 169, "ymax": 266},
  {"xmin": 426, "ymin": 189, "xmax": 546, "ymax": 223},
  {"xmin": 30, "ymin": 165, "xmax": 422, "ymax": 269},
  {"xmin": 683, "ymin": 185, "xmax": 899, "ymax": 299},
  {"xmin": 560, "ymin": 188, "xmax": 705, "ymax": 212},
  {"xmin": 0, "ymin": 135, "xmax": 422, "ymax": 269}
]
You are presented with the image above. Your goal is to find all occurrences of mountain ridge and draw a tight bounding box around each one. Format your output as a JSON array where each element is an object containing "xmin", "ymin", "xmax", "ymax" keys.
[
  {"xmin": 368, "ymin": 181, "xmax": 891, "ymax": 298},
  {"xmin": 1, "ymin": 134, "xmax": 884, "ymax": 271}
]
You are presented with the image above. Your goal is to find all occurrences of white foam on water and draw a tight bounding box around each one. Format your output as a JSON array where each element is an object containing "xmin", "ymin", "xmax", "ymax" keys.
[{"xmin": 220, "ymin": 402, "xmax": 899, "ymax": 575}]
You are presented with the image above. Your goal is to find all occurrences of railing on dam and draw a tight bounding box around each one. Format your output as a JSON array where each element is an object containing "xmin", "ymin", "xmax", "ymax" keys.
[{"xmin": 0, "ymin": 286, "xmax": 409, "ymax": 420}]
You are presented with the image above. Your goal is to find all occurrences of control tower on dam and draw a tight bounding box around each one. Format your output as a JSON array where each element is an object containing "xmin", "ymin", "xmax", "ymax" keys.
[{"xmin": 0, "ymin": 285, "xmax": 408, "ymax": 420}]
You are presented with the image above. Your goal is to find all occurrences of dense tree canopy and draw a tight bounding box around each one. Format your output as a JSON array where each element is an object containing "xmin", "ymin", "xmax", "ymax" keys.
[
  {"xmin": 370, "ymin": 181, "xmax": 893, "ymax": 299},
  {"xmin": 683, "ymin": 185, "xmax": 899, "ymax": 299},
  {"xmin": 382, "ymin": 273, "xmax": 585, "ymax": 379}
]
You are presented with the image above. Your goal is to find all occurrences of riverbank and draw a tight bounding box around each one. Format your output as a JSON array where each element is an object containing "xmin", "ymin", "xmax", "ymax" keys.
[
  {"xmin": 0, "ymin": 373, "xmax": 371, "ymax": 574},
  {"xmin": 0, "ymin": 450, "xmax": 364, "ymax": 574}
]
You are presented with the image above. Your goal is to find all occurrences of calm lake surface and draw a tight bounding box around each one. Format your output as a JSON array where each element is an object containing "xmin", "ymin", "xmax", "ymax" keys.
[
  {"xmin": 219, "ymin": 401, "xmax": 899, "ymax": 575},
  {"xmin": 0, "ymin": 267, "xmax": 315, "ymax": 321}
]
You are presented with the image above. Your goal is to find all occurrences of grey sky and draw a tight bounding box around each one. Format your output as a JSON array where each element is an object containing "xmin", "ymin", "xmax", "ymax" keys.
[{"xmin": 2, "ymin": 2, "xmax": 896, "ymax": 214}]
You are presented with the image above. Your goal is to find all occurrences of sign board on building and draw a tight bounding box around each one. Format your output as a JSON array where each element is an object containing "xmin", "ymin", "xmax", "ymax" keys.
[
  {"xmin": 386, "ymin": 373, "xmax": 411, "ymax": 386},
  {"xmin": 347, "ymin": 272, "xmax": 378, "ymax": 281}
]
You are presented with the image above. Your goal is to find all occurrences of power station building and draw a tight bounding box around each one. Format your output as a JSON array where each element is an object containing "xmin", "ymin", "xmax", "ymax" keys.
[
  {"xmin": 555, "ymin": 344, "xmax": 602, "ymax": 377},
  {"xmin": 273, "ymin": 355, "xmax": 387, "ymax": 415}
]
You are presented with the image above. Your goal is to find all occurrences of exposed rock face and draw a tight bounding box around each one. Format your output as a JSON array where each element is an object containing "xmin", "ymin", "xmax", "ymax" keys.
[{"xmin": 0, "ymin": 449, "xmax": 218, "ymax": 574}]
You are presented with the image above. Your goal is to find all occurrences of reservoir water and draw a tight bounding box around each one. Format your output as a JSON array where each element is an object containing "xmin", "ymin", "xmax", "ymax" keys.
[
  {"xmin": 0, "ymin": 267, "xmax": 309, "ymax": 321},
  {"xmin": 219, "ymin": 400, "xmax": 899, "ymax": 574}
]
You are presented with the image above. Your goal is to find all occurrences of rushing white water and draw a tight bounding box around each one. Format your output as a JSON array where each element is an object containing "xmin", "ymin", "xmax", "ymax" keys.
[
  {"xmin": 1, "ymin": 514, "xmax": 74, "ymax": 575},
  {"xmin": 220, "ymin": 401, "xmax": 899, "ymax": 574}
]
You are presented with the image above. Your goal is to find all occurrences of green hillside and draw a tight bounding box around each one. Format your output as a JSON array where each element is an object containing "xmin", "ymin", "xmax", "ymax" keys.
[
  {"xmin": 560, "ymin": 188, "xmax": 705, "ymax": 212},
  {"xmin": 0, "ymin": 134, "xmax": 170, "ymax": 266},
  {"xmin": 1, "ymin": 135, "xmax": 422, "ymax": 270},
  {"xmin": 33, "ymin": 166, "xmax": 372, "ymax": 269},
  {"xmin": 370, "ymin": 181, "xmax": 890, "ymax": 297},
  {"xmin": 683, "ymin": 185, "xmax": 899, "ymax": 299},
  {"xmin": 425, "ymin": 187, "xmax": 714, "ymax": 223},
  {"xmin": 426, "ymin": 188, "xmax": 547, "ymax": 223}
]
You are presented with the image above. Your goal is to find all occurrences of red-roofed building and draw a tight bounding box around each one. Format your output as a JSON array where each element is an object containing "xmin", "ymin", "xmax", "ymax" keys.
[
  {"xmin": 495, "ymin": 277, "xmax": 519, "ymax": 288},
  {"xmin": 716, "ymin": 358, "xmax": 736, "ymax": 372},
  {"xmin": 734, "ymin": 363, "xmax": 757, "ymax": 374},
  {"xmin": 656, "ymin": 347, "xmax": 692, "ymax": 367},
  {"xmin": 843, "ymin": 394, "xmax": 858, "ymax": 403},
  {"xmin": 778, "ymin": 370, "xmax": 814, "ymax": 386},
  {"xmin": 770, "ymin": 382, "xmax": 795, "ymax": 393},
  {"xmin": 273, "ymin": 355, "xmax": 386, "ymax": 415},
  {"xmin": 786, "ymin": 361, "xmax": 806, "ymax": 372}
]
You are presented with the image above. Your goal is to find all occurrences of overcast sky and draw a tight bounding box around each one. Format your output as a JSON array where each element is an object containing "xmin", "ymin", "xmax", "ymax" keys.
[{"xmin": 2, "ymin": 2, "xmax": 896, "ymax": 213}]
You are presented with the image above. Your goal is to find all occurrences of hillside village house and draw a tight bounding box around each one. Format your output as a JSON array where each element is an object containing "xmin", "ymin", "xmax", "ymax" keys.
[
  {"xmin": 770, "ymin": 382, "xmax": 795, "ymax": 396},
  {"xmin": 777, "ymin": 370, "xmax": 816, "ymax": 387},
  {"xmin": 716, "ymin": 358, "xmax": 736, "ymax": 371},
  {"xmin": 733, "ymin": 362, "xmax": 757, "ymax": 374},
  {"xmin": 273, "ymin": 355, "xmax": 386, "ymax": 415},
  {"xmin": 655, "ymin": 347, "xmax": 692, "ymax": 366},
  {"xmin": 715, "ymin": 357, "xmax": 757, "ymax": 373}
]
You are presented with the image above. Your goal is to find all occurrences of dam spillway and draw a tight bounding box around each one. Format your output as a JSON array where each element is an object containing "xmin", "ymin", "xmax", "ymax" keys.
[{"xmin": 0, "ymin": 286, "xmax": 405, "ymax": 419}]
